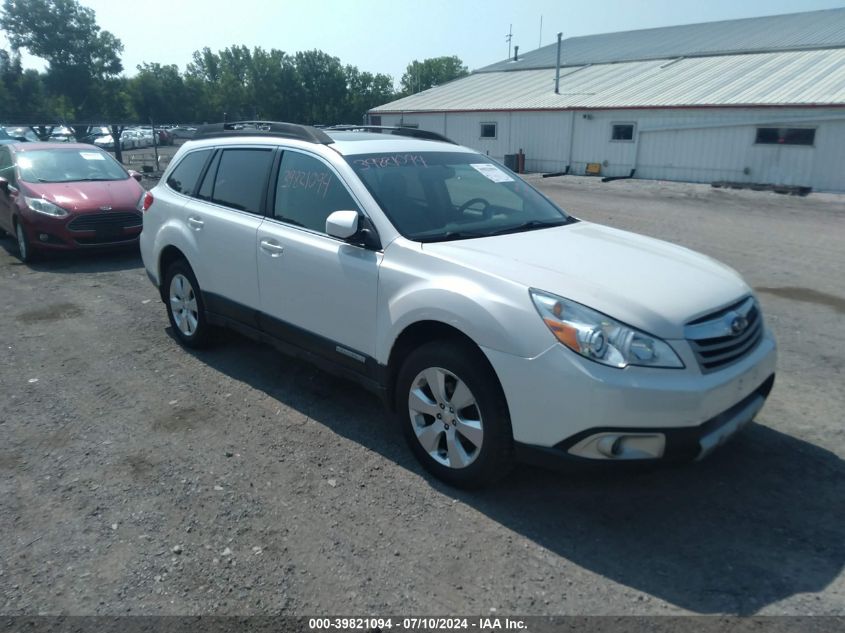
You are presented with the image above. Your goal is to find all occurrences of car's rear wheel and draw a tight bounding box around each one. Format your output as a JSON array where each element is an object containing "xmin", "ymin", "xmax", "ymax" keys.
[
  {"xmin": 396, "ymin": 340, "xmax": 514, "ymax": 487},
  {"xmin": 164, "ymin": 260, "xmax": 210, "ymax": 348},
  {"xmin": 15, "ymin": 221, "xmax": 33, "ymax": 263}
]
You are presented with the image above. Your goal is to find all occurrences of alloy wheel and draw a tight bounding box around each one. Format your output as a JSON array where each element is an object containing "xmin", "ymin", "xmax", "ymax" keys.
[
  {"xmin": 407, "ymin": 367, "xmax": 484, "ymax": 469},
  {"xmin": 169, "ymin": 273, "xmax": 199, "ymax": 337}
]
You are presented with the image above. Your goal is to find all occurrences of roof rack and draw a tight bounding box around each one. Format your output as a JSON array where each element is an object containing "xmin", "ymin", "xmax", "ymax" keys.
[
  {"xmin": 326, "ymin": 125, "xmax": 457, "ymax": 145},
  {"xmin": 193, "ymin": 121, "xmax": 334, "ymax": 144}
]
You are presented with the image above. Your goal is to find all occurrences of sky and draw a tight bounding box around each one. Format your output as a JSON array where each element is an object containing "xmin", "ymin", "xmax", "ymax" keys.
[{"xmin": 2, "ymin": 0, "xmax": 844, "ymax": 85}]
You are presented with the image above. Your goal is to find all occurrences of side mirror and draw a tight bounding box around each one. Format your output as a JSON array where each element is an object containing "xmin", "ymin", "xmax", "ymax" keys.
[
  {"xmin": 0, "ymin": 177, "xmax": 9, "ymax": 193},
  {"xmin": 325, "ymin": 209, "xmax": 359, "ymax": 239},
  {"xmin": 128, "ymin": 170, "xmax": 143, "ymax": 182}
]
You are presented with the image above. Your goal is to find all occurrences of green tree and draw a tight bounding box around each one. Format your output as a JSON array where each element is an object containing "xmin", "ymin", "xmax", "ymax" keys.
[
  {"xmin": 128, "ymin": 63, "xmax": 188, "ymax": 124},
  {"xmin": 248, "ymin": 47, "xmax": 302, "ymax": 123},
  {"xmin": 342, "ymin": 65, "xmax": 394, "ymax": 123},
  {"xmin": 185, "ymin": 46, "xmax": 254, "ymax": 121},
  {"xmin": 0, "ymin": 49, "xmax": 52, "ymax": 122},
  {"xmin": 400, "ymin": 55, "xmax": 468, "ymax": 95},
  {"xmin": 0, "ymin": 0, "xmax": 123, "ymax": 116},
  {"xmin": 294, "ymin": 49, "xmax": 347, "ymax": 125}
]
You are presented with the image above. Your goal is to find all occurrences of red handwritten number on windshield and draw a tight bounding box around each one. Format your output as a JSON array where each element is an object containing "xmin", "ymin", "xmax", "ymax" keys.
[
  {"xmin": 353, "ymin": 154, "xmax": 428, "ymax": 170},
  {"xmin": 281, "ymin": 169, "xmax": 331, "ymax": 199}
]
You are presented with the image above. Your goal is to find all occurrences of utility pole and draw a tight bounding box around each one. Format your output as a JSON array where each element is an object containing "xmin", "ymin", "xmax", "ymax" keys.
[
  {"xmin": 539, "ymin": 15, "xmax": 543, "ymax": 49},
  {"xmin": 150, "ymin": 117, "xmax": 160, "ymax": 171},
  {"xmin": 506, "ymin": 24, "xmax": 513, "ymax": 59}
]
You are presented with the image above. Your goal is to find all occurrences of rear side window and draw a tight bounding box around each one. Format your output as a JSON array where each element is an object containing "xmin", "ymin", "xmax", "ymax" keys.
[
  {"xmin": 205, "ymin": 148, "xmax": 274, "ymax": 214},
  {"xmin": 273, "ymin": 151, "xmax": 360, "ymax": 233},
  {"xmin": 166, "ymin": 150, "xmax": 211, "ymax": 195}
]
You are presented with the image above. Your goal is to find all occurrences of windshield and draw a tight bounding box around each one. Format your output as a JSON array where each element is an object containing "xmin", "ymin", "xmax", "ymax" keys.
[
  {"xmin": 345, "ymin": 151, "xmax": 574, "ymax": 242},
  {"xmin": 17, "ymin": 148, "xmax": 129, "ymax": 183}
]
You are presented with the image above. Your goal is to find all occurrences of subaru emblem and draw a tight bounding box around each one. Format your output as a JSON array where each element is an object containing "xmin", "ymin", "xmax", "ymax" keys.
[{"xmin": 731, "ymin": 316, "xmax": 748, "ymax": 335}]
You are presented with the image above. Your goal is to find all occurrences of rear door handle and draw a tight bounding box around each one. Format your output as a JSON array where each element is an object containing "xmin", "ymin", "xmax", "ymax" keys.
[
  {"xmin": 187, "ymin": 216, "xmax": 204, "ymax": 230},
  {"xmin": 260, "ymin": 239, "xmax": 285, "ymax": 257}
]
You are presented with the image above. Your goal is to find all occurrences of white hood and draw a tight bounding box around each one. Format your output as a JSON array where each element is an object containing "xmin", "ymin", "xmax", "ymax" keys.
[{"xmin": 421, "ymin": 222, "xmax": 751, "ymax": 339}]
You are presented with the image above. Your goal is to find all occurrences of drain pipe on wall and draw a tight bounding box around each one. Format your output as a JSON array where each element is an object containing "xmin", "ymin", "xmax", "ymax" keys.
[{"xmin": 555, "ymin": 32, "xmax": 562, "ymax": 94}]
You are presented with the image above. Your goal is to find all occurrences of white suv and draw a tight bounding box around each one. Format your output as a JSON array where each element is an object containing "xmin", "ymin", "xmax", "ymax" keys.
[{"xmin": 140, "ymin": 122, "xmax": 777, "ymax": 487}]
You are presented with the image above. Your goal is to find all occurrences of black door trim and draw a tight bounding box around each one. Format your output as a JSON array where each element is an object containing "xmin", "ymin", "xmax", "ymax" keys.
[{"xmin": 203, "ymin": 291, "xmax": 387, "ymax": 396}]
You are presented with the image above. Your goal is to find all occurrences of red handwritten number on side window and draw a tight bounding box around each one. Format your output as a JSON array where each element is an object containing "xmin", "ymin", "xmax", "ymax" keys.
[
  {"xmin": 280, "ymin": 169, "xmax": 331, "ymax": 199},
  {"xmin": 353, "ymin": 154, "xmax": 428, "ymax": 170}
]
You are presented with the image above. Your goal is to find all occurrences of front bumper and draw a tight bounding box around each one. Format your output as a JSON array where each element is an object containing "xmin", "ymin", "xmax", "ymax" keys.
[
  {"xmin": 482, "ymin": 327, "xmax": 777, "ymax": 457},
  {"xmin": 513, "ymin": 373, "xmax": 774, "ymax": 467},
  {"xmin": 21, "ymin": 210, "xmax": 142, "ymax": 251}
]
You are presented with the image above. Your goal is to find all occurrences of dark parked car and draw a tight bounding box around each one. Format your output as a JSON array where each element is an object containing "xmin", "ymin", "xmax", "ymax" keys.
[
  {"xmin": 156, "ymin": 128, "xmax": 173, "ymax": 145},
  {"xmin": 0, "ymin": 143, "xmax": 146, "ymax": 261}
]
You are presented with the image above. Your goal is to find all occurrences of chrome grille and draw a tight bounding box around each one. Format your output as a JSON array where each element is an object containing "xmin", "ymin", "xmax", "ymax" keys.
[
  {"xmin": 685, "ymin": 297, "xmax": 764, "ymax": 373},
  {"xmin": 67, "ymin": 212, "xmax": 142, "ymax": 231}
]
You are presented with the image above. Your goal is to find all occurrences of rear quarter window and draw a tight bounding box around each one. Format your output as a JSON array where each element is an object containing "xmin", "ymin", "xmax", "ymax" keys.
[{"xmin": 166, "ymin": 150, "xmax": 212, "ymax": 195}]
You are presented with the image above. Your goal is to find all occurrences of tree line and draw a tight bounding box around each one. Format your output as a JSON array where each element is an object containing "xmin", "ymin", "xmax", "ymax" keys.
[{"xmin": 0, "ymin": 0, "xmax": 469, "ymax": 128}]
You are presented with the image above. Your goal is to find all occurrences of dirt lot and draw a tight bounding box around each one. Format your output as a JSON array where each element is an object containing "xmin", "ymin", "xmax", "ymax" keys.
[{"xmin": 1, "ymin": 177, "xmax": 843, "ymax": 616}]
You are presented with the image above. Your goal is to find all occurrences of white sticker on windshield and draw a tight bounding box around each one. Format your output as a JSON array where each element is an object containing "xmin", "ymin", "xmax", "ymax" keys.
[
  {"xmin": 79, "ymin": 152, "xmax": 105, "ymax": 161},
  {"xmin": 470, "ymin": 163, "xmax": 514, "ymax": 183}
]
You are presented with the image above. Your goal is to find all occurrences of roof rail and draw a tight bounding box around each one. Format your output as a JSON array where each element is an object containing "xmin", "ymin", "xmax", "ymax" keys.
[
  {"xmin": 326, "ymin": 125, "xmax": 457, "ymax": 145},
  {"xmin": 193, "ymin": 121, "xmax": 334, "ymax": 144}
]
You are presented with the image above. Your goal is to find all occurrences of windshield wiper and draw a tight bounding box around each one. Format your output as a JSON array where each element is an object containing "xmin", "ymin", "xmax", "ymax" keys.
[
  {"xmin": 417, "ymin": 230, "xmax": 490, "ymax": 243},
  {"xmin": 485, "ymin": 218, "xmax": 573, "ymax": 237}
]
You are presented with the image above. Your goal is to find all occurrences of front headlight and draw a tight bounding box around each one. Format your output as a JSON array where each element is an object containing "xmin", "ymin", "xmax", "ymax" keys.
[
  {"xmin": 25, "ymin": 197, "xmax": 68, "ymax": 217},
  {"xmin": 530, "ymin": 289, "xmax": 684, "ymax": 369}
]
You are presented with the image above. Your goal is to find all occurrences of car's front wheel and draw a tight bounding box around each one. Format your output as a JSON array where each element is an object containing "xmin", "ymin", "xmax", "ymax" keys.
[
  {"xmin": 164, "ymin": 260, "xmax": 210, "ymax": 348},
  {"xmin": 396, "ymin": 340, "xmax": 514, "ymax": 487}
]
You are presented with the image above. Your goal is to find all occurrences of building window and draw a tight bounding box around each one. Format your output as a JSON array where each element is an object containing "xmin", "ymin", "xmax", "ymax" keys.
[
  {"xmin": 369, "ymin": 115, "xmax": 381, "ymax": 126},
  {"xmin": 611, "ymin": 123, "xmax": 635, "ymax": 141},
  {"xmin": 755, "ymin": 127, "xmax": 815, "ymax": 146},
  {"xmin": 480, "ymin": 123, "xmax": 497, "ymax": 139}
]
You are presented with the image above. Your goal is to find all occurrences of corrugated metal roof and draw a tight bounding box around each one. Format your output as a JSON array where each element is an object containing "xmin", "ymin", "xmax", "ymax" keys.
[
  {"xmin": 371, "ymin": 49, "xmax": 845, "ymax": 112},
  {"xmin": 478, "ymin": 8, "xmax": 845, "ymax": 72}
]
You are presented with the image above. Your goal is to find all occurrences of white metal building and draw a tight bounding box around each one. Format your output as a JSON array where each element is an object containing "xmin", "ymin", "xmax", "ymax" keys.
[{"xmin": 369, "ymin": 9, "xmax": 845, "ymax": 192}]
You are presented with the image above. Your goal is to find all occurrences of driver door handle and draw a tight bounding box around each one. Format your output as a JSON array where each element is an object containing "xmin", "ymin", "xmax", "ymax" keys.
[
  {"xmin": 187, "ymin": 216, "xmax": 204, "ymax": 230},
  {"xmin": 260, "ymin": 239, "xmax": 285, "ymax": 257}
]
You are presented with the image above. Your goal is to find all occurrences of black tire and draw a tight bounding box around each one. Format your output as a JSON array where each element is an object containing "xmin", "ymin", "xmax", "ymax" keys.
[
  {"xmin": 163, "ymin": 259, "xmax": 211, "ymax": 348},
  {"xmin": 395, "ymin": 339, "xmax": 514, "ymax": 488},
  {"xmin": 14, "ymin": 220, "xmax": 34, "ymax": 263}
]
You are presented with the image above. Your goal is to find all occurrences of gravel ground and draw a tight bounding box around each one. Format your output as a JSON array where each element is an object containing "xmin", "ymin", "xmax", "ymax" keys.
[{"xmin": 1, "ymin": 176, "xmax": 843, "ymax": 616}]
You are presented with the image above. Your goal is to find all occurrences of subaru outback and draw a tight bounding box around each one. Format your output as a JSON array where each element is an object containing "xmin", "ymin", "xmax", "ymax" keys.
[{"xmin": 139, "ymin": 122, "xmax": 776, "ymax": 487}]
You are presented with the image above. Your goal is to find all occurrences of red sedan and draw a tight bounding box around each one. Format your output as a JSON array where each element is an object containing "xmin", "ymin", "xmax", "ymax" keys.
[{"xmin": 0, "ymin": 142, "xmax": 146, "ymax": 261}]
